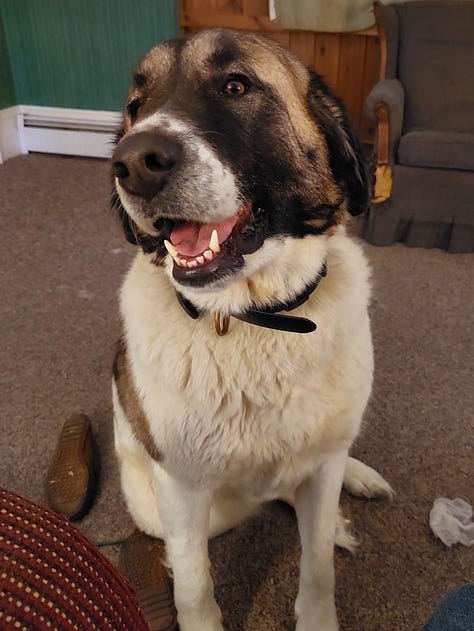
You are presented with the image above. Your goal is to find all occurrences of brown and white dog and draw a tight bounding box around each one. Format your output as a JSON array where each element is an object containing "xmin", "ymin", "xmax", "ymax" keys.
[{"xmin": 111, "ymin": 29, "xmax": 393, "ymax": 631}]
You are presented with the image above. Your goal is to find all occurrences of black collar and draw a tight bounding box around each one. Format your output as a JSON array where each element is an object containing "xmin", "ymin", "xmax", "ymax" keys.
[{"xmin": 176, "ymin": 262, "xmax": 327, "ymax": 335}]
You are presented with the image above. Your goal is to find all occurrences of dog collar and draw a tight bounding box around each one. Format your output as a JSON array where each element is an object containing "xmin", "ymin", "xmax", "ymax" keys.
[{"xmin": 176, "ymin": 262, "xmax": 327, "ymax": 335}]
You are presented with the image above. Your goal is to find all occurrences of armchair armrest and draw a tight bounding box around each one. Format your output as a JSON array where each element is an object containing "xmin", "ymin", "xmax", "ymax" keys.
[
  {"xmin": 365, "ymin": 79, "xmax": 405, "ymax": 202},
  {"xmin": 365, "ymin": 79, "xmax": 405, "ymax": 163}
]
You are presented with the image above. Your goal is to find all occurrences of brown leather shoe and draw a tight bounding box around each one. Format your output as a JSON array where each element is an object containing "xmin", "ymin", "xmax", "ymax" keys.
[
  {"xmin": 119, "ymin": 530, "xmax": 177, "ymax": 631},
  {"xmin": 46, "ymin": 414, "xmax": 100, "ymax": 521}
]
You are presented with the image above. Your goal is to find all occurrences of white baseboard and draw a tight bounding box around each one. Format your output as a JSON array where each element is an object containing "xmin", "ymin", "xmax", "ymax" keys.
[
  {"xmin": 0, "ymin": 106, "xmax": 25, "ymax": 163},
  {"xmin": 0, "ymin": 105, "xmax": 122, "ymax": 163}
]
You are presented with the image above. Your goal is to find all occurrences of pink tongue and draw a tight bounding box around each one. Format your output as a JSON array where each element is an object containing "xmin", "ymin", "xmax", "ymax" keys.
[{"xmin": 170, "ymin": 214, "xmax": 240, "ymax": 257}]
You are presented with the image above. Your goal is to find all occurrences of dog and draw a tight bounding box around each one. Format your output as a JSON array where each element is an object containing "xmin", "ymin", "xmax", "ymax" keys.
[{"xmin": 111, "ymin": 28, "xmax": 393, "ymax": 631}]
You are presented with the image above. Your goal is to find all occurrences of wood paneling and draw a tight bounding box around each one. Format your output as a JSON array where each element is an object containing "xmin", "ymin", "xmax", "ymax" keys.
[
  {"xmin": 212, "ymin": 0, "xmax": 243, "ymax": 14},
  {"xmin": 289, "ymin": 32, "xmax": 315, "ymax": 68},
  {"xmin": 360, "ymin": 35, "xmax": 380, "ymax": 140},
  {"xmin": 336, "ymin": 35, "xmax": 367, "ymax": 130},
  {"xmin": 313, "ymin": 33, "xmax": 341, "ymax": 93},
  {"xmin": 180, "ymin": 0, "xmax": 379, "ymax": 143},
  {"xmin": 262, "ymin": 31, "xmax": 290, "ymax": 48},
  {"xmin": 242, "ymin": 0, "xmax": 268, "ymax": 17}
]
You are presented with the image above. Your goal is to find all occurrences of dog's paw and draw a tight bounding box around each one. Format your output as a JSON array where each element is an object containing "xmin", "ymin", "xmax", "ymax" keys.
[
  {"xmin": 177, "ymin": 598, "xmax": 223, "ymax": 631},
  {"xmin": 335, "ymin": 509, "xmax": 359, "ymax": 553},
  {"xmin": 344, "ymin": 457, "xmax": 394, "ymax": 499},
  {"xmin": 295, "ymin": 595, "xmax": 339, "ymax": 631},
  {"xmin": 178, "ymin": 613, "xmax": 224, "ymax": 631},
  {"xmin": 179, "ymin": 622, "xmax": 223, "ymax": 631}
]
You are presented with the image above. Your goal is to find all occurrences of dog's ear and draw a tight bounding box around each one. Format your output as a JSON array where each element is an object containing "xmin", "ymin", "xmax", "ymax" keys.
[{"xmin": 306, "ymin": 72, "xmax": 369, "ymax": 216}]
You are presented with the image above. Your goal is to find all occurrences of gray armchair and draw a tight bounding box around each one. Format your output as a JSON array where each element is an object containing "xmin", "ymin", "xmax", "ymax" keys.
[{"xmin": 363, "ymin": 1, "xmax": 474, "ymax": 252}]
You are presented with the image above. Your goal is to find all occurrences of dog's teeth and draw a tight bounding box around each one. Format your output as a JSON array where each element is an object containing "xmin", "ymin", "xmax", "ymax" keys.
[
  {"xmin": 209, "ymin": 229, "xmax": 220, "ymax": 253},
  {"xmin": 172, "ymin": 242, "xmax": 216, "ymax": 269},
  {"xmin": 164, "ymin": 239, "xmax": 178, "ymax": 258}
]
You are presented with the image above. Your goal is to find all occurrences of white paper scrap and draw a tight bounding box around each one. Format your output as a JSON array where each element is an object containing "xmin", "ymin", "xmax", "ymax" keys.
[{"xmin": 430, "ymin": 498, "xmax": 474, "ymax": 547}]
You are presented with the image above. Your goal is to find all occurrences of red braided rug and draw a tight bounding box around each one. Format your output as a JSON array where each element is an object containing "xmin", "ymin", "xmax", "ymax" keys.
[{"xmin": 0, "ymin": 487, "xmax": 149, "ymax": 630}]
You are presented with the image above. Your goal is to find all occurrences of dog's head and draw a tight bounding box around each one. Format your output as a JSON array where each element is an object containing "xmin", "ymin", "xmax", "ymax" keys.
[{"xmin": 112, "ymin": 29, "xmax": 368, "ymax": 291}]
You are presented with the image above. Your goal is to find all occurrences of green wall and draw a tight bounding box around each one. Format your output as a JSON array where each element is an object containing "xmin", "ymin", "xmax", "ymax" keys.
[
  {"xmin": 0, "ymin": 0, "xmax": 178, "ymax": 111},
  {"xmin": 0, "ymin": 7, "xmax": 16, "ymax": 108}
]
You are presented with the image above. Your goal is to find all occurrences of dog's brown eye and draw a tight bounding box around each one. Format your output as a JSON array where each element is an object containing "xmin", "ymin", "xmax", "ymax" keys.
[
  {"xmin": 222, "ymin": 76, "xmax": 249, "ymax": 96},
  {"xmin": 224, "ymin": 81, "xmax": 246, "ymax": 95}
]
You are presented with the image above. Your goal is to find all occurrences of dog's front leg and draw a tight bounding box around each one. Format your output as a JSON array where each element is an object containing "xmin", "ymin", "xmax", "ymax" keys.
[
  {"xmin": 294, "ymin": 449, "xmax": 348, "ymax": 631},
  {"xmin": 152, "ymin": 463, "xmax": 223, "ymax": 631}
]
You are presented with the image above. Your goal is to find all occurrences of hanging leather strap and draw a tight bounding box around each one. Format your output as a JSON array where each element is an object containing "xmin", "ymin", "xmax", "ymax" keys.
[{"xmin": 372, "ymin": 103, "xmax": 393, "ymax": 203}]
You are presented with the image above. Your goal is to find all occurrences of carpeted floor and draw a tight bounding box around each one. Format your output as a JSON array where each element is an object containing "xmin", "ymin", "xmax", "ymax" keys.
[{"xmin": 0, "ymin": 153, "xmax": 472, "ymax": 631}]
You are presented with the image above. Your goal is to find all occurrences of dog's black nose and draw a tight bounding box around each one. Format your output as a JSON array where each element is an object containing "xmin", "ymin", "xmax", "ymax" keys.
[{"xmin": 112, "ymin": 132, "xmax": 182, "ymax": 200}]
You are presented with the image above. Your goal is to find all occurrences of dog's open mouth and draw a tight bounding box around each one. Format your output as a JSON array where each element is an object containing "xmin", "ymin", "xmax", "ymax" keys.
[{"xmin": 159, "ymin": 202, "xmax": 269, "ymax": 286}]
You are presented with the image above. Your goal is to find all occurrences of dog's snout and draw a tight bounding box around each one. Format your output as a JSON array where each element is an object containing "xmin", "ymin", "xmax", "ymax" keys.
[{"xmin": 112, "ymin": 132, "xmax": 182, "ymax": 199}]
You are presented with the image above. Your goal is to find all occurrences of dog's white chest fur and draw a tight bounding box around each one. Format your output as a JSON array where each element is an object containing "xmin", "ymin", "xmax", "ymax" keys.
[{"xmin": 120, "ymin": 231, "xmax": 373, "ymax": 497}]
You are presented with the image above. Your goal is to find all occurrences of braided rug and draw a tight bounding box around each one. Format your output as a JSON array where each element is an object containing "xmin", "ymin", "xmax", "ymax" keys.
[{"xmin": 0, "ymin": 488, "xmax": 149, "ymax": 630}]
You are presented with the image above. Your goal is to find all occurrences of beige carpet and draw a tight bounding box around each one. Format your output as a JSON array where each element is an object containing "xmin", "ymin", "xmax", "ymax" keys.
[{"xmin": 0, "ymin": 154, "xmax": 472, "ymax": 631}]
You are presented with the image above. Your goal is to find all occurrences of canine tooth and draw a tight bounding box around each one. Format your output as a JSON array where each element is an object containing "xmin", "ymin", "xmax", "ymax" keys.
[
  {"xmin": 209, "ymin": 229, "xmax": 220, "ymax": 253},
  {"xmin": 203, "ymin": 249, "xmax": 214, "ymax": 261},
  {"xmin": 196, "ymin": 256, "xmax": 205, "ymax": 265},
  {"xmin": 164, "ymin": 239, "xmax": 178, "ymax": 258}
]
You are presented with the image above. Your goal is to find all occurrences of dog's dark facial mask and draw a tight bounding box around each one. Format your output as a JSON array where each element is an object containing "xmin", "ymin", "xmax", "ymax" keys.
[{"xmin": 112, "ymin": 29, "xmax": 368, "ymax": 289}]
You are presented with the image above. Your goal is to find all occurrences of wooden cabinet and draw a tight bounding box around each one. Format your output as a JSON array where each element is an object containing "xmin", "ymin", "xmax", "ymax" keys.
[{"xmin": 180, "ymin": 0, "xmax": 379, "ymax": 143}]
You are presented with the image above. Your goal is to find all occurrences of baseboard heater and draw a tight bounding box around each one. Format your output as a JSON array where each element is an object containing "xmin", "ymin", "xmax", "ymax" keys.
[{"xmin": 0, "ymin": 105, "xmax": 122, "ymax": 162}]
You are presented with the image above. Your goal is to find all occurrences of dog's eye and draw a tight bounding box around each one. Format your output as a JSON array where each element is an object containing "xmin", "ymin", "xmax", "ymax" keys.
[
  {"xmin": 221, "ymin": 75, "xmax": 249, "ymax": 96},
  {"xmin": 127, "ymin": 99, "xmax": 141, "ymax": 121}
]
